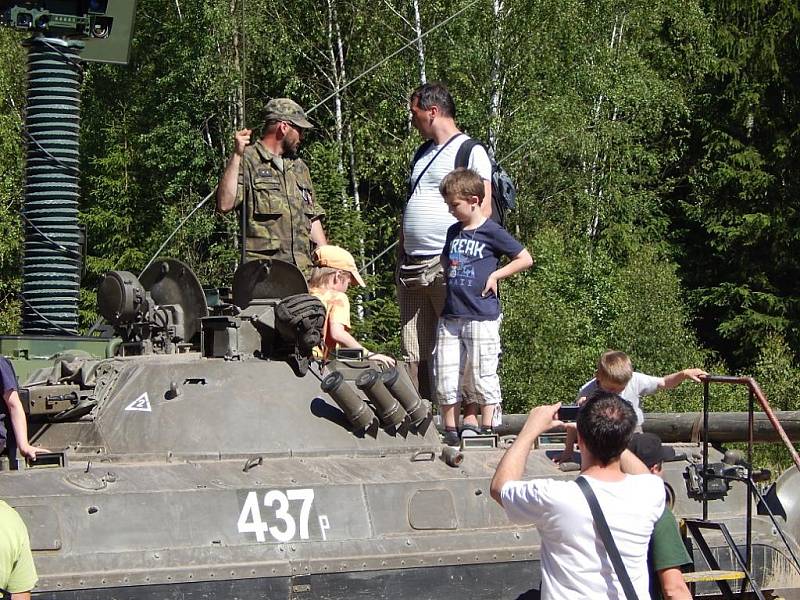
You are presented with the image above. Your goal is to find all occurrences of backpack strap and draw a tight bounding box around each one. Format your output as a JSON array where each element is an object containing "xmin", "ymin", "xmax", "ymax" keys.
[
  {"xmin": 453, "ymin": 138, "xmax": 504, "ymax": 223},
  {"xmin": 407, "ymin": 134, "xmax": 461, "ymax": 198},
  {"xmin": 576, "ymin": 476, "xmax": 640, "ymax": 600},
  {"xmin": 454, "ymin": 137, "xmax": 482, "ymax": 169},
  {"xmin": 411, "ymin": 139, "xmax": 434, "ymax": 167}
]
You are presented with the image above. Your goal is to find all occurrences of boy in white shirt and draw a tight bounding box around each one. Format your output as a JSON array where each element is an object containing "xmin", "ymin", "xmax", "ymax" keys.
[{"xmin": 557, "ymin": 350, "xmax": 707, "ymax": 463}]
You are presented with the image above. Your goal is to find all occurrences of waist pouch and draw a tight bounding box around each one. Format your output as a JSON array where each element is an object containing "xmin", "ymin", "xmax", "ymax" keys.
[{"xmin": 399, "ymin": 255, "xmax": 442, "ymax": 288}]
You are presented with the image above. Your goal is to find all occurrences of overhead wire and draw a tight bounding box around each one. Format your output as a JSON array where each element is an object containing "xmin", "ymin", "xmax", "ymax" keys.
[
  {"xmin": 20, "ymin": 212, "xmax": 82, "ymax": 260},
  {"xmin": 89, "ymin": 0, "xmax": 245, "ymax": 336},
  {"xmin": 22, "ymin": 127, "xmax": 81, "ymax": 175},
  {"xmin": 138, "ymin": 189, "xmax": 217, "ymax": 277},
  {"xmin": 135, "ymin": 0, "xmax": 483, "ymax": 276},
  {"xmin": 81, "ymin": 0, "xmax": 531, "ymax": 336},
  {"xmin": 16, "ymin": 293, "xmax": 77, "ymax": 336},
  {"xmin": 38, "ymin": 37, "xmax": 84, "ymax": 72},
  {"xmin": 306, "ymin": 0, "xmax": 481, "ymax": 115},
  {"xmin": 16, "ymin": 36, "xmax": 85, "ymax": 335}
]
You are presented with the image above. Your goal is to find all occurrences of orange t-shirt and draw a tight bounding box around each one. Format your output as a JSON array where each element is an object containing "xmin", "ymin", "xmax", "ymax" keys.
[{"xmin": 309, "ymin": 287, "xmax": 351, "ymax": 358}]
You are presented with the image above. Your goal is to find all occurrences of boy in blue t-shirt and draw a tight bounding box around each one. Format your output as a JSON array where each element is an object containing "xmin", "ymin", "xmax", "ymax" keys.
[{"xmin": 434, "ymin": 168, "xmax": 533, "ymax": 446}]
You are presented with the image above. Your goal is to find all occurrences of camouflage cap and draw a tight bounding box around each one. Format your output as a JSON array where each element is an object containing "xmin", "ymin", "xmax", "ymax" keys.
[{"xmin": 265, "ymin": 98, "xmax": 314, "ymax": 129}]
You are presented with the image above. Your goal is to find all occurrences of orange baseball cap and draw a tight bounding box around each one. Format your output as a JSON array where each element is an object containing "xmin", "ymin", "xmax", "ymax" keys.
[{"xmin": 313, "ymin": 245, "xmax": 366, "ymax": 287}]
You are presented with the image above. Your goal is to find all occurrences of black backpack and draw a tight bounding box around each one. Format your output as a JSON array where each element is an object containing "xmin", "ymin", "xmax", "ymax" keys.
[
  {"xmin": 455, "ymin": 139, "xmax": 517, "ymax": 226},
  {"xmin": 411, "ymin": 136, "xmax": 517, "ymax": 226}
]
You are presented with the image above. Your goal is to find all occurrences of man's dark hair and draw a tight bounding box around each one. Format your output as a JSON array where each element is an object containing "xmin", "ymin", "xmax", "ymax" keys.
[
  {"xmin": 576, "ymin": 391, "xmax": 637, "ymax": 465},
  {"xmin": 410, "ymin": 82, "xmax": 456, "ymax": 118}
]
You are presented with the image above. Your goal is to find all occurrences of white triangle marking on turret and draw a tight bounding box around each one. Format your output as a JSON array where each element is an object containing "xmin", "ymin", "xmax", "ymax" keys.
[{"xmin": 125, "ymin": 392, "xmax": 152, "ymax": 412}]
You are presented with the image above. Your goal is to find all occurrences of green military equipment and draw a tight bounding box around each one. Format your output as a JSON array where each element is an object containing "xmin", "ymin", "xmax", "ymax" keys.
[
  {"xmin": 1, "ymin": 0, "xmax": 137, "ymax": 336},
  {"xmin": 79, "ymin": 0, "xmax": 137, "ymax": 65},
  {"xmin": 1, "ymin": 257, "xmax": 799, "ymax": 599},
  {"xmin": 2, "ymin": 4, "xmax": 799, "ymax": 597},
  {"xmin": 0, "ymin": 1, "xmax": 136, "ymax": 64}
]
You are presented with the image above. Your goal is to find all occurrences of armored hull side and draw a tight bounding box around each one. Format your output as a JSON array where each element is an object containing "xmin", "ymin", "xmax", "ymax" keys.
[
  {"xmin": 7, "ymin": 452, "xmax": 544, "ymax": 598},
  {"xmin": 3, "ymin": 355, "xmax": 799, "ymax": 597},
  {"xmin": 5, "ymin": 356, "xmax": 548, "ymax": 598}
]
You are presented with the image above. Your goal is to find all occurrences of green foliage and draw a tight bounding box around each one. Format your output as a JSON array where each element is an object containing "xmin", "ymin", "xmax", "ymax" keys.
[
  {"xmin": 675, "ymin": 0, "xmax": 800, "ymax": 369},
  {"xmin": 0, "ymin": 30, "xmax": 25, "ymax": 332},
  {"xmin": 0, "ymin": 0, "xmax": 797, "ymax": 436},
  {"xmin": 753, "ymin": 334, "xmax": 800, "ymax": 411},
  {"xmin": 746, "ymin": 334, "xmax": 800, "ymax": 473},
  {"xmin": 500, "ymin": 228, "xmax": 708, "ymax": 413}
]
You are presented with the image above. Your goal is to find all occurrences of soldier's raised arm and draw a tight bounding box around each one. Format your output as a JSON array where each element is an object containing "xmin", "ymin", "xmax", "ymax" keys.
[{"xmin": 216, "ymin": 128, "xmax": 252, "ymax": 213}]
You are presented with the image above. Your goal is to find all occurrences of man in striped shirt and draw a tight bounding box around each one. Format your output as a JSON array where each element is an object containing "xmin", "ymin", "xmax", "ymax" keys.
[{"xmin": 399, "ymin": 82, "xmax": 492, "ymax": 402}]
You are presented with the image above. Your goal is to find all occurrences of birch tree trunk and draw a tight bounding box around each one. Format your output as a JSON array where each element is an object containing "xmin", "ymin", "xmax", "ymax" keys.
[
  {"xmin": 230, "ymin": 0, "xmax": 244, "ymax": 132},
  {"xmin": 488, "ymin": 0, "xmax": 505, "ymax": 158},
  {"xmin": 329, "ymin": 0, "xmax": 365, "ymax": 315},
  {"xmin": 326, "ymin": 0, "xmax": 346, "ymax": 205},
  {"xmin": 412, "ymin": 0, "xmax": 427, "ymax": 84},
  {"xmin": 586, "ymin": 14, "xmax": 625, "ymax": 241},
  {"xmin": 338, "ymin": 5, "xmax": 367, "ymax": 316}
]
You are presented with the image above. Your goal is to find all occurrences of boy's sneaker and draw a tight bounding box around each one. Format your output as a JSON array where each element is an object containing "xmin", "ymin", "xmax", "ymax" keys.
[
  {"xmin": 442, "ymin": 430, "xmax": 460, "ymax": 447},
  {"xmin": 480, "ymin": 426, "xmax": 494, "ymax": 435}
]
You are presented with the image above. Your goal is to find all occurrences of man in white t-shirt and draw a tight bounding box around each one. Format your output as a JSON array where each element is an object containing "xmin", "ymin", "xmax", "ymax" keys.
[
  {"xmin": 399, "ymin": 82, "xmax": 492, "ymax": 402},
  {"xmin": 491, "ymin": 392, "xmax": 665, "ymax": 600}
]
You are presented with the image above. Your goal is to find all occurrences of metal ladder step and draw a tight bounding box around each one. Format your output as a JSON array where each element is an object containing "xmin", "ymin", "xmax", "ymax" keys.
[
  {"xmin": 684, "ymin": 518, "xmax": 765, "ymax": 600},
  {"xmin": 683, "ymin": 570, "xmax": 745, "ymax": 583}
]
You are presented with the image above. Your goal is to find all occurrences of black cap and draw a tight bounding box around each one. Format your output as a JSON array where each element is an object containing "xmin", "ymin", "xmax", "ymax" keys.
[{"xmin": 628, "ymin": 433, "xmax": 675, "ymax": 468}]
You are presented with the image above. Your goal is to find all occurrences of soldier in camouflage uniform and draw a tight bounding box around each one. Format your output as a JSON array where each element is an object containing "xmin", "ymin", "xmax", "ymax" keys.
[{"xmin": 216, "ymin": 98, "xmax": 327, "ymax": 274}]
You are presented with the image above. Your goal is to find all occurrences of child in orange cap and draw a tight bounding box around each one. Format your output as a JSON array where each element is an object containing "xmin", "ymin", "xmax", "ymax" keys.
[{"xmin": 309, "ymin": 245, "xmax": 395, "ymax": 368}]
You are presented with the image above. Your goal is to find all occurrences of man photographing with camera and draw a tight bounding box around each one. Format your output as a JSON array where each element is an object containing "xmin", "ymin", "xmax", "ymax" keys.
[{"xmin": 491, "ymin": 393, "xmax": 665, "ymax": 599}]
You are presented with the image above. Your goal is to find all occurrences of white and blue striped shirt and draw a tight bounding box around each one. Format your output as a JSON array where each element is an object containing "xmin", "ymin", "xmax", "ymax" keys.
[{"xmin": 403, "ymin": 134, "xmax": 492, "ymax": 256}]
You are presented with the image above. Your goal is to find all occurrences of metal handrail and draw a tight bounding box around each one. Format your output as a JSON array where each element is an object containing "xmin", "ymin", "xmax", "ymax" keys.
[
  {"xmin": 701, "ymin": 374, "xmax": 800, "ymax": 584},
  {"xmin": 702, "ymin": 375, "xmax": 800, "ymax": 473}
]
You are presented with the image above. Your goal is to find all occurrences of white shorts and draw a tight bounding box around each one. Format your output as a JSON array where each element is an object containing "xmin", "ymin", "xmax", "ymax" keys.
[{"xmin": 433, "ymin": 316, "xmax": 502, "ymax": 406}]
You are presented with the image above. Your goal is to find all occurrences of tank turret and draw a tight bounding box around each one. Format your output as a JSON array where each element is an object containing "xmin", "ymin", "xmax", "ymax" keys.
[{"xmin": 96, "ymin": 259, "xmax": 208, "ymax": 356}]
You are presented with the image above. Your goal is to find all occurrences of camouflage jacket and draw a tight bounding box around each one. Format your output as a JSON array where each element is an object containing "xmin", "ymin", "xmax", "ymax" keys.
[{"xmin": 235, "ymin": 142, "xmax": 324, "ymax": 274}]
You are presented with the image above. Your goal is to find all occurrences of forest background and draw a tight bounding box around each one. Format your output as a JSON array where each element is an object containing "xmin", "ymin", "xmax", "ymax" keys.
[{"xmin": 0, "ymin": 0, "xmax": 798, "ymax": 425}]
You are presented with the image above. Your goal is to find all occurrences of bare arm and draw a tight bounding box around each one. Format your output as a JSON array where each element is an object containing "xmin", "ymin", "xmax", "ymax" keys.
[
  {"xmin": 328, "ymin": 320, "xmax": 363, "ymax": 350},
  {"xmin": 658, "ymin": 567, "xmax": 692, "ymax": 600},
  {"xmin": 482, "ymin": 249, "xmax": 534, "ymax": 298},
  {"xmin": 490, "ymin": 403, "xmax": 562, "ymax": 505},
  {"xmin": 619, "ymin": 449, "xmax": 650, "ymax": 475},
  {"xmin": 216, "ymin": 128, "xmax": 251, "ymax": 213},
  {"xmin": 661, "ymin": 368, "xmax": 708, "ymax": 390},
  {"xmin": 5, "ymin": 389, "xmax": 48, "ymax": 460},
  {"xmin": 11, "ymin": 592, "xmax": 31, "ymax": 600},
  {"xmin": 310, "ymin": 219, "xmax": 327, "ymax": 246},
  {"xmin": 328, "ymin": 322, "xmax": 394, "ymax": 367},
  {"xmin": 480, "ymin": 179, "xmax": 493, "ymax": 218}
]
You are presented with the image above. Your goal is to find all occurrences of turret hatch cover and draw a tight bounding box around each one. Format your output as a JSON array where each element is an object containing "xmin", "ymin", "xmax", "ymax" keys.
[
  {"xmin": 140, "ymin": 258, "xmax": 208, "ymax": 340},
  {"xmin": 232, "ymin": 259, "xmax": 309, "ymax": 308}
]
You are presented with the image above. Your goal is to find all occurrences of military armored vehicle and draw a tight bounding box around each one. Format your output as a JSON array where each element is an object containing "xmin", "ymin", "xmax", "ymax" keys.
[
  {"xmin": 3, "ymin": 2, "xmax": 800, "ymax": 599},
  {"xmin": 0, "ymin": 256, "xmax": 799, "ymax": 599}
]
